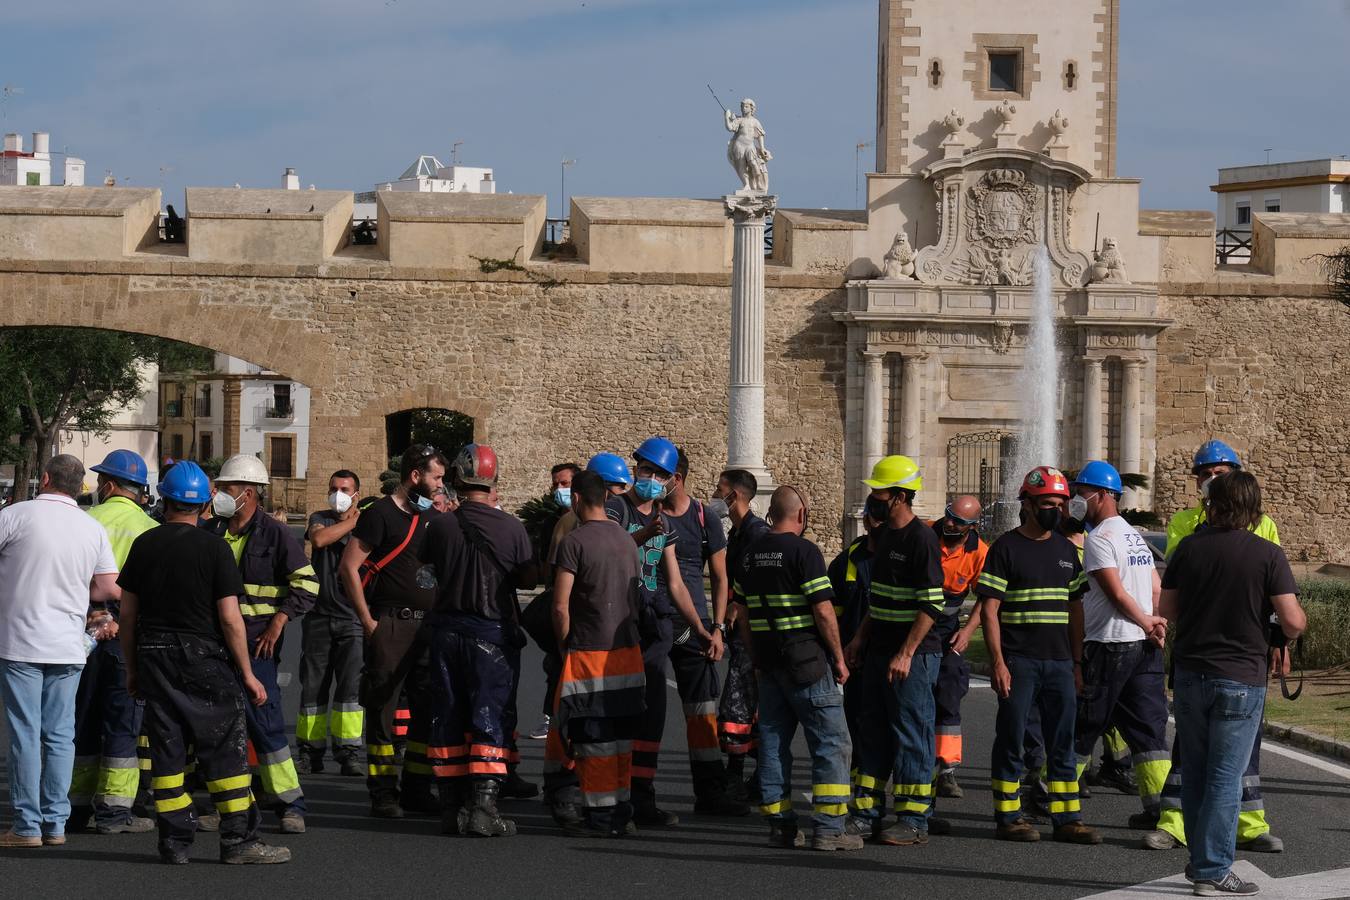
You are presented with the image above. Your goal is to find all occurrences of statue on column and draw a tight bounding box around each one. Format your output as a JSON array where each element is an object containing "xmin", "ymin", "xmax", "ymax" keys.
[{"xmin": 725, "ymin": 98, "xmax": 773, "ymax": 195}]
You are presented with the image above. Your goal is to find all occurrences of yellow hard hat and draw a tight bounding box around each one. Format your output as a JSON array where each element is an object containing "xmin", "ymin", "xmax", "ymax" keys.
[{"xmin": 862, "ymin": 455, "xmax": 923, "ymax": 491}]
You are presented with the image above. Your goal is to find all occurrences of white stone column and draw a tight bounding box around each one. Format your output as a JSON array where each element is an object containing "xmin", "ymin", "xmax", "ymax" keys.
[
  {"xmin": 724, "ymin": 193, "xmax": 778, "ymax": 499},
  {"xmin": 1081, "ymin": 356, "xmax": 1104, "ymax": 462},
  {"xmin": 1121, "ymin": 358, "xmax": 1143, "ymax": 478},
  {"xmin": 861, "ymin": 349, "xmax": 886, "ymax": 477},
  {"xmin": 899, "ymin": 352, "xmax": 924, "ymax": 459}
]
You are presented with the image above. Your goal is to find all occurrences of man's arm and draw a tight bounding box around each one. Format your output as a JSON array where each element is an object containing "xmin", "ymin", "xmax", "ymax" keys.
[
  {"xmin": 1069, "ymin": 600, "xmax": 1085, "ymax": 694},
  {"xmin": 90, "ymin": 572, "xmax": 121, "ymax": 603},
  {"xmin": 707, "ymin": 548, "xmax": 729, "ymax": 630},
  {"xmin": 340, "ymin": 536, "xmax": 377, "ymax": 636},
  {"xmin": 118, "ymin": 589, "xmax": 139, "ymax": 697},
  {"xmin": 888, "ymin": 613, "xmax": 935, "ymax": 683},
  {"xmin": 951, "ymin": 599, "xmax": 982, "ymax": 653},
  {"xmin": 309, "ymin": 509, "xmax": 360, "ymax": 549},
  {"xmin": 552, "ymin": 569, "xmax": 574, "ymax": 658},
  {"xmin": 258, "ymin": 529, "xmax": 319, "ymax": 659},
  {"xmin": 661, "ymin": 547, "xmax": 717, "ymax": 656},
  {"xmin": 1271, "ymin": 593, "xmax": 1305, "ymax": 639},
  {"xmin": 219, "ymin": 595, "xmax": 266, "ymax": 706},
  {"xmin": 809, "ymin": 600, "xmax": 848, "ymax": 686},
  {"xmin": 982, "ymin": 596, "xmax": 1010, "ymax": 698},
  {"xmin": 1158, "ymin": 587, "xmax": 1179, "ymax": 623},
  {"xmin": 1089, "ymin": 566, "xmax": 1166, "ymax": 634}
]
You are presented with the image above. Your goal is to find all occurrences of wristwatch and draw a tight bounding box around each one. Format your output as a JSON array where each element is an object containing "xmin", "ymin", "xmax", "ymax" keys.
[{"xmin": 714, "ymin": 622, "xmax": 729, "ymax": 637}]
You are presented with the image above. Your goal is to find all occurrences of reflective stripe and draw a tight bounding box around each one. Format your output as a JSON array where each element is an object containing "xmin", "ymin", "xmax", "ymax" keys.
[
  {"xmin": 759, "ymin": 798, "xmax": 792, "ymax": 815},
  {"xmin": 156, "ymin": 794, "xmax": 193, "ymax": 813},
  {"xmin": 814, "ymin": 803, "xmax": 850, "ymax": 816},
  {"xmin": 238, "ymin": 603, "xmax": 279, "ymax": 617},
  {"xmin": 852, "ymin": 796, "xmax": 877, "ymax": 810},
  {"xmin": 977, "ymin": 572, "xmax": 1008, "ymax": 591},
  {"xmin": 207, "ymin": 774, "xmax": 252, "ymax": 793},
  {"xmin": 331, "ymin": 708, "xmax": 364, "ymax": 741},
  {"xmin": 1048, "ymin": 800, "xmax": 1081, "ymax": 814},
  {"xmin": 1047, "ymin": 781, "xmax": 1079, "ymax": 794},
  {"xmin": 895, "ymin": 800, "xmax": 929, "ymax": 814},
  {"xmin": 894, "ymin": 782, "xmax": 934, "ymax": 797},
  {"xmin": 368, "ymin": 764, "xmax": 399, "ymax": 776},
  {"xmin": 991, "ymin": 779, "xmax": 1020, "ymax": 794},
  {"xmin": 243, "ymin": 584, "xmax": 284, "ymax": 599},
  {"xmin": 215, "ymin": 796, "xmax": 252, "ymax": 814},
  {"xmin": 368, "ymin": 743, "xmax": 395, "ymax": 756},
  {"xmin": 152, "ymin": 774, "xmax": 184, "ymax": 790},
  {"xmin": 995, "ymin": 799, "xmax": 1021, "ymax": 812},
  {"xmin": 813, "ymin": 784, "xmax": 851, "ymax": 797}
]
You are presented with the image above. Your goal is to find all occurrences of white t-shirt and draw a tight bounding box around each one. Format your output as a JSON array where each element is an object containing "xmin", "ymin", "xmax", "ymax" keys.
[
  {"xmin": 1081, "ymin": 515, "xmax": 1156, "ymax": 643},
  {"xmin": 0, "ymin": 493, "xmax": 118, "ymax": 665}
]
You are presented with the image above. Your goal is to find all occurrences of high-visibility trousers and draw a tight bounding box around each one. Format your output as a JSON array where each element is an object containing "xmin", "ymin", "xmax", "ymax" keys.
[
  {"xmin": 1072, "ymin": 640, "xmax": 1170, "ymax": 811},
  {"xmin": 1157, "ymin": 729, "xmax": 1270, "ymax": 844},
  {"xmin": 71, "ymin": 639, "xmax": 142, "ymax": 828},
  {"xmin": 424, "ymin": 625, "xmax": 517, "ymax": 785},
  {"xmin": 359, "ymin": 614, "xmax": 432, "ymax": 803},
  {"xmin": 631, "ymin": 618, "xmax": 673, "ymax": 808},
  {"xmin": 852, "ymin": 647, "xmax": 940, "ymax": 830},
  {"xmin": 668, "ymin": 631, "xmax": 725, "ymax": 801},
  {"xmin": 718, "ymin": 631, "xmax": 758, "ymax": 761},
  {"xmin": 933, "ymin": 642, "xmax": 971, "ymax": 769},
  {"xmin": 241, "ymin": 618, "xmax": 304, "ymax": 818},
  {"xmin": 295, "ymin": 614, "xmax": 364, "ymax": 760},
  {"xmin": 138, "ymin": 633, "xmax": 261, "ymax": 856},
  {"xmin": 991, "ymin": 655, "xmax": 1082, "ymax": 827}
]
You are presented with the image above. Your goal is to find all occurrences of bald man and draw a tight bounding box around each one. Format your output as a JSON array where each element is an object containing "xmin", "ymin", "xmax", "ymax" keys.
[
  {"xmin": 927, "ymin": 496, "xmax": 989, "ymax": 804},
  {"xmin": 730, "ymin": 486, "xmax": 860, "ymax": 851}
]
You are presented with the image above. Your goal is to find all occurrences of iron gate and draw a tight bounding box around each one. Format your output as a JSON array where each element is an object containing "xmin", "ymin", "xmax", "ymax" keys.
[{"xmin": 946, "ymin": 431, "xmax": 1019, "ymax": 532}]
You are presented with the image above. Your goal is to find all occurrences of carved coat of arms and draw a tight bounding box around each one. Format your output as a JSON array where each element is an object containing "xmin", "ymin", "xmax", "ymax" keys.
[{"xmin": 965, "ymin": 169, "xmax": 1039, "ymax": 248}]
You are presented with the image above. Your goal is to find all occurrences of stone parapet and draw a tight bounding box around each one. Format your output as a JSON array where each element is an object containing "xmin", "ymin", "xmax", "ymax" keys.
[
  {"xmin": 376, "ymin": 192, "xmax": 546, "ymax": 269},
  {"xmin": 0, "ymin": 186, "xmax": 160, "ymax": 260},
  {"xmin": 570, "ymin": 197, "xmax": 730, "ymax": 273},
  {"xmin": 185, "ymin": 188, "xmax": 353, "ymax": 264},
  {"xmin": 770, "ymin": 208, "xmax": 869, "ymax": 275},
  {"xmin": 1250, "ymin": 212, "xmax": 1350, "ymax": 282}
]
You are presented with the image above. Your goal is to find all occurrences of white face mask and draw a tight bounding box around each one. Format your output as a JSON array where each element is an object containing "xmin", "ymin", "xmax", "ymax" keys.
[
  {"xmin": 1200, "ymin": 476, "xmax": 1215, "ymax": 501},
  {"xmin": 329, "ymin": 491, "xmax": 353, "ymax": 514},
  {"xmin": 1067, "ymin": 495, "xmax": 1089, "ymax": 522},
  {"xmin": 212, "ymin": 490, "xmax": 238, "ymax": 518}
]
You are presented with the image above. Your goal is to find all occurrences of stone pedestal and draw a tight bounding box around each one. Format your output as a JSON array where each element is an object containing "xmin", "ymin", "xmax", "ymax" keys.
[{"xmin": 725, "ymin": 193, "xmax": 778, "ymax": 508}]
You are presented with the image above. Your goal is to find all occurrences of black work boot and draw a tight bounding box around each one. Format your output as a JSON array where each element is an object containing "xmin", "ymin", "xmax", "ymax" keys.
[
  {"xmin": 548, "ymin": 785, "xmax": 585, "ymax": 828},
  {"xmin": 501, "ymin": 770, "xmax": 540, "ymax": 800},
  {"xmin": 441, "ymin": 781, "xmax": 470, "ymax": 836},
  {"xmin": 465, "ymin": 779, "xmax": 517, "ymax": 838}
]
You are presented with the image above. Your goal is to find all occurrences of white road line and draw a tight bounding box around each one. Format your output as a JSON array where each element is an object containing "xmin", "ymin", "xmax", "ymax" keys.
[{"xmin": 972, "ymin": 674, "xmax": 1350, "ymax": 780}]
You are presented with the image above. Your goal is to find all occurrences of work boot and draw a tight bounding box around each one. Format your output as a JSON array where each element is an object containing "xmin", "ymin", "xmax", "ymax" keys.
[
  {"xmin": 1089, "ymin": 760, "xmax": 1135, "ymax": 795},
  {"xmin": 278, "ymin": 812, "xmax": 306, "ymax": 834},
  {"xmin": 548, "ymin": 785, "xmax": 585, "ymax": 828},
  {"xmin": 632, "ymin": 804, "xmax": 679, "ymax": 828},
  {"xmin": 196, "ymin": 811, "xmax": 221, "ymax": 832},
  {"xmin": 465, "ymin": 779, "xmax": 516, "ymax": 838},
  {"xmin": 97, "ymin": 815, "xmax": 156, "ymax": 834},
  {"xmin": 221, "ymin": 840, "xmax": 292, "ymax": 865},
  {"xmin": 1053, "ymin": 821, "xmax": 1103, "ymax": 845},
  {"xmin": 294, "ymin": 752, "xmax": 313, "ymax": 776},
  {"xmin": 1128, "ymin": 809, "xmax": 1160, "ymax": 831},
  {"xmin": 1237, "ymin": 832, "xmax": 1283, "ymax": 853},
  {"xmin": 935, "ymin": 769, "xmax": 963, "ymax": 799},
  {"xmin": 995, "ymin": 818, "xmax": 1041, "ymax": 842},
  {"xmin": 811, "ymin": 819, "xmax": 865, "ymax": 852},
  {"xmin": 441, "ymin": 782, "xmax": 470, "ymax": 836},
  {"xmin": 877, "ymin": 821, "xmax": 928, "ymax": 846},
  {"xmin": 0, "ymin": 830, "xmax": 41, "ymax": 849},
  {"xmin": 767, "ymin": 821, "xmax": 804, "ymax": 848},
  {"xmin": 69, "ymin": 807, "xmax": 95, "ymax": 833},
  {"xmin": 159, "ymin": 847, "xmax": 190, "ymax": 865},
  {"xmin": 1142, "ymin": 829, "xmax": 1181, "ymax": 850},
  {"xmin": 723, "ymin": 772, "xmax": 750, "ymax": 803},
  {"xmin": 745, "ymin": 771, "xmax": 762, "ymax": 804},
  {"xmin": 337, "ymin": 756, "xmax": 363, "ymax": 778},
  {"xmin": 501, "ymin": 771, "xmax": 540, "ymax": 800},
  {"xmin": 371, "ymin": 797, "xmax": 404, "ymax": 819},
  {"xmin": 41, "ymin": 834, "xmax": 66, "ymax": 846},
  {"xmin": 694, "ymin": 792, "xmax": 751, "ymax": 817}
]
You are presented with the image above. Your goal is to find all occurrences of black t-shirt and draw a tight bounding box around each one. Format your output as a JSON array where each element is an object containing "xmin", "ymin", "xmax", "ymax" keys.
[
  {"xmin": 419, "ymin": 503, "xmax": 533, "ymax": 621},
  {"xmin": 553, "ymin": 519, "xmax": 643, "ymax": 651},
  {"xmin": 977, "ymin": 529, "xmax": 1086, "ymax": 660},
  {"xmin": 731, "ymin": 531, "xmax": 834, "ymax": 669},
  {"xmin": 308, "ymin": 510, "xmax": 356, "ymax": 622},
  {"xmin": 352, "ymin": 496, "xmax": 439, "ymax": 611},
  {"xmin": 866, "ymin": 517, "xmax": 946, "ymax": 655},
  {"xmin": 654, "ymin": 498, "xmax": 727, "ymax": 623},
  {"xmin": 605, "ymin": 494, "xmax": 677, "ymax": 616},
  {"xmin": 1164, "ymin": 528, "xmax": 1297, "ymax": 685},
  {"xmin": 118, "ymin": 523, "xmax": 245, "ymax": 640},
  {"xmin": 726, "ymin": 511, "xmax": 769, "ymax": 578}
]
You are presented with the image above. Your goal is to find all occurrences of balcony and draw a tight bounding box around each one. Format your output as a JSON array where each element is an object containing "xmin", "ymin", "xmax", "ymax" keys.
[
  {"xmin": 195, "ymin": 397, "xmax": 212, "ymax": 417},
  {"xmin": 260, "ymin": 402, "xmax": 294, "ymax": 421},
  {"xmin": 164, "ymin": 400, "xmax": 183, "ymax": 419}
]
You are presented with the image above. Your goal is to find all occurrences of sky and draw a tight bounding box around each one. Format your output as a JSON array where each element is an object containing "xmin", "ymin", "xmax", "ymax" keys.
[{"xmin": 2, "ymin": 1, "xmax": 1347, "ymax": 217}]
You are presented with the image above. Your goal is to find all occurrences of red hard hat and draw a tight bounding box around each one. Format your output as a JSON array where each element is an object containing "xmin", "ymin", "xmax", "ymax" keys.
[
  {"xmin": 452, "ymin": 443, "xmax": 499, "ymax": 489},
  {"xmin": 1020, "ymin": 466, "xmax": 1070, "ymax": 499}
]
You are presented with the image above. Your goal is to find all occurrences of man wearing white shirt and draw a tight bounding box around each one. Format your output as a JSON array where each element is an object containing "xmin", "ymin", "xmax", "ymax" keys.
[
  {"xmin": 0, "ymin": 455, "xmax": 121, "ymax": 848},
  {"xmin": 1067, "ymin": 461, "xmax": 1171, "ymax": 832}
]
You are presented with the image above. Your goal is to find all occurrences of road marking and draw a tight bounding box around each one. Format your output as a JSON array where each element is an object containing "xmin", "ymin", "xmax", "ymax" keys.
[
  {"xmin": 1078, "ymin": 860, "xmax": 1350, "ymax": 899},
  {"xmin": 971, "ymin": 676, "xmax": 1350, "ymax": 781}
]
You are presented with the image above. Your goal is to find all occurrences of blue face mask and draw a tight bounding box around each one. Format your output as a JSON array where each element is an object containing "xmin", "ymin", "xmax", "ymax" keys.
[
  {"xmin": 553, "ymin": 487, "xmax": 572, "ymax": 508},
  {"xmin": 409, "ymin": 490, "xmax": 433, "ymax": 512},
  {"xmin": 634, "ymin": 477, "xmax": 665, "ymax": 501}
]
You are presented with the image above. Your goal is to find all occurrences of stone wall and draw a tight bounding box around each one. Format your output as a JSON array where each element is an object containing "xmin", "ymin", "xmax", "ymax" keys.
[{"xmin": 1154, "ymin": 283, "xmax": 1350, "ymax": 563}]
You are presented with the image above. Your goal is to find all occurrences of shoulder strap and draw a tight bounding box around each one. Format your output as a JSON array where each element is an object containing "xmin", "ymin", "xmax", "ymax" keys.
[
  {"xmin": 1279, "ymin": 638, "xmax": 1304, "ymax": 701},
  {"xmin": 360, "ymin": 513, "xmax": 419, "ymax": 588}
]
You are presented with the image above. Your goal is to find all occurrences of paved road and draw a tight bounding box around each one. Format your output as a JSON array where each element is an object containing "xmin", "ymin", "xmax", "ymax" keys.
[{"xmin": 4, "ymin": 631, "xmax": 1349, "ymax": 899}]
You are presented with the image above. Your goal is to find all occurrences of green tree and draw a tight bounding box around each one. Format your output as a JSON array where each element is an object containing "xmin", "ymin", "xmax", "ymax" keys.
[{"xmin": 0, "ymin": 327, "xmax": 209, "ymax": 499}]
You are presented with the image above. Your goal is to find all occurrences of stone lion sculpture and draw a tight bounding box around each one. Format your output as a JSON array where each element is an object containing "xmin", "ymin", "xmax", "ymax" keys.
[
  {"xmin": 1089, "ymin": 237, "xmax": 1128, "ymax": 283},
  {"xmin": 881, "ymin": 232, "xmax": 917, "ymax": 279}
]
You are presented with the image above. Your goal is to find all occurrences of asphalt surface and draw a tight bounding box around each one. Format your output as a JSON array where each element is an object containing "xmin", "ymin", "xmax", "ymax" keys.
[{"xmin": 3, "ymin": 628, "xmax": 1349, "ymax": 899}]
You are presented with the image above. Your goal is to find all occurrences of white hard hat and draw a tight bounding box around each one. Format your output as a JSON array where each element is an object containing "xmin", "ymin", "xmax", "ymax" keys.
[{"xmin": 215, "ymin": 454, "xmax": 270, "ymax": 486}]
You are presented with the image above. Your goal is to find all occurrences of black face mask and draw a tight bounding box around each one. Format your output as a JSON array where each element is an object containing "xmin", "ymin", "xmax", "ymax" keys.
[
  {"xmin": 1033, "ymin": 506, "xmax": 1062, "ymax": 532},
  {"xmin": 864, "ymin": 495, "xmax": 892, "ymax": 525}
]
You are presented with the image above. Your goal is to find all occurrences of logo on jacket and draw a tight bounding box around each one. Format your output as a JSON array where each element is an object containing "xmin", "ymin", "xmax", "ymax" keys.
[{"xmin": 1058, "ymin": 559, "xmax": 1074, "ymax": 570}]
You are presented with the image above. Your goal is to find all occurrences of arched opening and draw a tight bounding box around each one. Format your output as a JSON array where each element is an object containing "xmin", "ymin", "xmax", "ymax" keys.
[
  {"xmin": 380, "ymin": 407, "xmax": 475, "ymax": 494},
  {"xmin": 946, "ymin": 430, "xmax": 1018, "ymax": 533},
  {"xmin": 0, "ymin": 325, "xmax": 312, "ymax": 517}
]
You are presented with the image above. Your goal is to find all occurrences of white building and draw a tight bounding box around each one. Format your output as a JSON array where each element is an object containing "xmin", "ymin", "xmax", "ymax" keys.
[
  {"xmin": 353, "ymin": 154, "xmax": 497, "ymax": 221},
  {"xmin": 1213, "ymin": 157, "xmax": 1350, "ymax": 231},
  {"xmin": 57, "ymin": 361, "xmax": 160, "ymax": 494},
  {"xmin": 1, "ymin": 131, "xmax": 85, "ymax": 186}
]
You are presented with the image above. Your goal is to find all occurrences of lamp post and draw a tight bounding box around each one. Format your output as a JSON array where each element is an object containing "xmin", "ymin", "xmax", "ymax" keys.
[{"xmin": 560, "ymin": 158, "xmax": 576, "ymax": 221}]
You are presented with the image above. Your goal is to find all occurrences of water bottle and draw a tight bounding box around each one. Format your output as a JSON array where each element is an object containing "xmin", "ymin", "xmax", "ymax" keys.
[{"xmin": 84, "ymin": 611, "xmax": 112, "ymax": 657}]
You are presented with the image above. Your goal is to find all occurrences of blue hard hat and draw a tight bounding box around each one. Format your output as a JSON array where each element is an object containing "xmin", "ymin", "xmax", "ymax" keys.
[
  {"xmin": 586, "ymin": 452, "xmax": 633, "ymax": 487},
  {"xmin": 633, "ymin": 437, "xmax": 679, "ymax": 476},
  {"xmin": 90, "ymin": 449, "xmax": 149, "ymax": 488},
  {"xmin": 1073, "ymin": 460, "xmax": 1123, "ymax": 494},
  {"xmin": 1192, "ymin": 440, "xmax": 1242, "ymax": 474},
  {"xmin": 158, "ymin": 460, "xmax": 211, "ymax": 504}
]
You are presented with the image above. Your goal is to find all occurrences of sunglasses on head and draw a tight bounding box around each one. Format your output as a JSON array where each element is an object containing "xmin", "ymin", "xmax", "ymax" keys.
[{"xmin": 945, "ymin": 506, "xmax": 979, "ymax": 526}]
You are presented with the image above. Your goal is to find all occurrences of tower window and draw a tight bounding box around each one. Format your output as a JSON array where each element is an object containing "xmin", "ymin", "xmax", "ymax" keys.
[
  {"xmin": 988, "ymin": 52, "xmax": 1020, "ymax": 92},
  {"xmin": 1064, "ymin": 60, "xmax": 1078, "ymax": 90},
  {"xmin": 929, "ymin": 59, "xmax": 943, "ymax": 88}
]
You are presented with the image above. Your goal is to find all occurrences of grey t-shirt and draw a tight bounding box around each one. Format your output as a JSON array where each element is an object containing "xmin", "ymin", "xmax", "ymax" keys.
[
  {"xmin": 308, "ymin": 510, "xmax": 357, "ymax": 623},
  {"xmin": 553, "ymin": 518, "xmax": 643, "ymax": 652}
]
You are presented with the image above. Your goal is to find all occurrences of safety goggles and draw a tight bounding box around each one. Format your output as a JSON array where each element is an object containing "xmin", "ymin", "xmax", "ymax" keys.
[{"xmin": 944, "ymin": 506, "xmax": 979, "ymax": 526}]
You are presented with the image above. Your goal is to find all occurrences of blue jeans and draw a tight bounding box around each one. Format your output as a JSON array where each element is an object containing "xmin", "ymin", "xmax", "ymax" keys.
[
  {"xmin": 0, "ymin": 659, "xmax": 84, "ymax": 837},
  {"xmin": 756, "ymin": 667, "xmax": 852, "ymax": 836},
  {"xmin": 991, "ymin": 655, "xmax": 1081, "ymax": 826},
  {"xmin": 1173, "ymin": 667, "xmax": 1265, "ymax": 883},
  {"xmin": 854, "ymin": 648, "xmax": 940, "ymax": 830}
]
